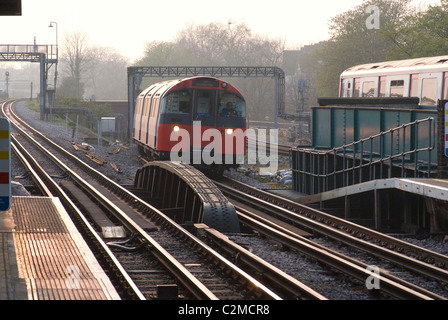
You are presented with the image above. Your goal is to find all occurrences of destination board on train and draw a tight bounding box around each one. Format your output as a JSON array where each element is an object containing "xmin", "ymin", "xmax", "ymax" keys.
[{"xmin": 0, "ymin": 118, "xmax": 11, "ymax": 211}]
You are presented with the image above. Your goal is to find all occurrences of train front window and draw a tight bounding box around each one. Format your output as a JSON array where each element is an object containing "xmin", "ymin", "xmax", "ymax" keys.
[
  {"xmin": 162, "ymin": 90, "xmax": 191, "ymax": 114},
  {"xmin": 196, "ymin": 90, "xmax": 213, "ymax": 116},
  {"xmin": 218, "ymin": 92, "xmax": 245, "ymax": 117}
]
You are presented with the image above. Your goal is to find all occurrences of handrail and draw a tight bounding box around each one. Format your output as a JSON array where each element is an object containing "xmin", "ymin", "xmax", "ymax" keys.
[{"xmin": 292, "ymin": 117, "xmax": 436, "ymax": 194}]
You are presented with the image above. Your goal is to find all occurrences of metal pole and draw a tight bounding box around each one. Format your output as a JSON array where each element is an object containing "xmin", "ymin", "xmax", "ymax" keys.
[
  {"xmin": 76, "ymin": 115, "xmax": 79, "ymax": 140},
  {"xmin": 39, "ymin": 53, "xmax": 46, "ymax": 120},
  {"xmin": 128, "ymin": 72, "xmax": 135, "ymax": 144},
  {"xmin": 49, "ymin": 22, "xmax": 58, "ymax": 89},
  {"xmin": 5, "ymin": 72, "xmax": 9, "ymax": 98},
  {"xmin": 98, "ymin": 120, "xmax": 102, "ymax": 149},
  {"xmin": 274, "ymin": 75, "xmax": 278, "ymax": 130}
]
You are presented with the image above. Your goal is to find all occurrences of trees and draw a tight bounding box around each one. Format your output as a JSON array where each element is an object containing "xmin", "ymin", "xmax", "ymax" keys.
[
  {"xmin": 387, "ymin": 0, "xmax": 448, "ymax": 59},
  {"xmin": 315, "ymin": 0, "xmax": 415, "ymax": 98},
  {"xmin": 59, "ymin": 32, "xmax": 92, "ymax": 98},
  {"xmin": 314, "ymin": 0, "xmax": 448, "ymax": 98},
  {"xmin": 136, "ymin": 22, "xmax": 285, "ymax": 121},
  {"xmin": 138, "ymin": 41, "xmax": 198, "ymax": 66},
  {"xmin": 85, "ymin": 46, "xmax": 129, "ymax": 100},
  {"xmin": 58, "ymin": 32, "xmax": 129, "ymax": 100}
]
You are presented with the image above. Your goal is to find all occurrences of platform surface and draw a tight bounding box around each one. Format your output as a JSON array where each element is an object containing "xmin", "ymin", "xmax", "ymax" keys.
[
  {"xmin": 296, "ymin": 178, "xmax": 448, "ymax": 204},
  {"xmin": 0, "ymin": 196, "xmax": 120, "ymax": 300}
]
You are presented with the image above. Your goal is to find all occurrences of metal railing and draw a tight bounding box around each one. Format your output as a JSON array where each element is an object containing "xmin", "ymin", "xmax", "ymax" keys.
[{"xmin": 291, "ymin": 117, "xmax": 436, "ymax": 194}]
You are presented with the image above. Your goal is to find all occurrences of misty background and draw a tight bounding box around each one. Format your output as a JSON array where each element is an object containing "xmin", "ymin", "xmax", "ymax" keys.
[{"xmin": 1, "ymin": 0, "xmax": 447, "ymax": 122}]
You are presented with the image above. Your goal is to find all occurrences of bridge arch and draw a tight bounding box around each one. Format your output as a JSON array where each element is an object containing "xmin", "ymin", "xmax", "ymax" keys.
[{"xmin": 133, "ymin": 161, "xmax": 240, "ymax": 233}]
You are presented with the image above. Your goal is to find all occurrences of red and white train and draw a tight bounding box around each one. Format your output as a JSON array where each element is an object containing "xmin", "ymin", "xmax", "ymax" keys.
[
  {"xmin": 133, "ymin": 76, "xmax": 246, "ymax": 172},
  {"xmin": 339, "ymin": 55, "xmax": 448, "ymax": 106}
]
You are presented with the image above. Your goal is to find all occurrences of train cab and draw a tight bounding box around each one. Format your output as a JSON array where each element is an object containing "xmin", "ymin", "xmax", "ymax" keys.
[{"xmin": 133, "ymin": 77, "xmax": 246, "ymax": 170}]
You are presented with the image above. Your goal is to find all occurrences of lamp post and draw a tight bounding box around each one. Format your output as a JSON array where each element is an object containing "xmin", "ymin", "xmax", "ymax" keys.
[
  {"xmin": 48, "ymin": 21, "xmax": 58, "ymax": 89},
  {"xmin": 48, "ymin": 22, "xmax": 58, "ymax": 121}
]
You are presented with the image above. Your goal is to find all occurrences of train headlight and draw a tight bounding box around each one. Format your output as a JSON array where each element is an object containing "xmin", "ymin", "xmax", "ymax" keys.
[
  {"xmin": 173, "ymin": 125, "xmax": 180, "ymax": 132},
  {"xmin": 226, "ymin": 128, "xmax": 234, "ymax": 135}
]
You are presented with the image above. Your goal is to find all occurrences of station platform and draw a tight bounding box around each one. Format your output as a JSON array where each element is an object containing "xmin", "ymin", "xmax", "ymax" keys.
[
  {"xmin": 0, "ymin": 196, "xmax": 120, "ymax": 300},
  {"xmin": 293, "ymin": 178, "xmax": 448, "ymax": 205},
  {"xmin": 269, "ymin": 178, "xmax": 448, "ymax": 234}
]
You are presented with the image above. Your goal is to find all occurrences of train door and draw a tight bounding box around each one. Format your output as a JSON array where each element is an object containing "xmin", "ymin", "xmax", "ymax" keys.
[
  {"xmin": 192, "ymin": 89, "xmax": 216, "ymax": 155},
  {"xmin": 410, "ymin": 74, "xmax": 419, "ymax": 98},
  {"xmin": 353, "ymin": 78, "xmax": 361, "ymax": 97},
  {"xmin": 386, "ymin": 76, "xmax": 408, "ymax": 98},
  {"xmin": 134, "ymin": 86, "xmax": 155, "ymax": 143},
  {"xmin": 419, "ymin": 73, "xmax": 442, "ymax": 105},
  {"xmin": 133, "ymin": 94, "xmax": 145, "ymax": 141},
  {"xmin": 379, "ymin": 76, "xmax": 387, "ymax": 97},
  {"xmin": 360, "ymin": 78, "xmax": 377, "ymax": 97},
  {"xmin": 194, "ymin": 89, "xmax": 215, "ymax": 126}
]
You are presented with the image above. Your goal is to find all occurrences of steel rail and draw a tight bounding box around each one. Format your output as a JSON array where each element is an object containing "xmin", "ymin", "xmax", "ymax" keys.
[
  {"xmin": 11, "ymin": 140, "xmax": 54, "ymax": 197},
  {"xmin": 4, "ymin": 101, "xmax": 218, "ymax": 301},
  {"xmin": 220, "ymin": 177, "xmax": 448, "ymax": 268},
  {"xmin": 7, "ymin": 100, "xmax": 282, "ymax": 300},
  {"xmin": 234, "ymin": 205, "xmax": 445, "ymax": 300},
  {"xmin": 2, "ymin": 101, "xmax": 146, "ymax": 300},
  {"xmin": 196, "ymin": 224, "xmax": 327, "ymax": 300},
  {"xmin": 215, "ymin": 180, "xmax": 448, "ymax": 285},
  {"xmin": 246, "ymin": 137, "xmax": 291, "ymax": 157}
]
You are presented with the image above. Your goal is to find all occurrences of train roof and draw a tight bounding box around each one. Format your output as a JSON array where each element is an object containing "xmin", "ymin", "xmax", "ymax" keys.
[
  {"xmin": 137, "ymin": 76, "xmax": 243, "ymax": 97},
  {"xmin": 341, "ymin": 55, "xmax": 448, "ymax": 78}
]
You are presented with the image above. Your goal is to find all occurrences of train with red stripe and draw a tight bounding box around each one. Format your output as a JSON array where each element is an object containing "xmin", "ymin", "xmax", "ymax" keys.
[
  {"xmin": 339, "ymin": 55, "xmax": 448, "ymax": 105},
  {"xmin": 133, "ymin": 76, "xmax": 246, "ymax": 172}
]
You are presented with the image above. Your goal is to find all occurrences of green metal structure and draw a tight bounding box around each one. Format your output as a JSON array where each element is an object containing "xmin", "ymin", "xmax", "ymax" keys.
[{"xmin": 291, "ymin": 98, "xmax": 438, "ymax": 195}]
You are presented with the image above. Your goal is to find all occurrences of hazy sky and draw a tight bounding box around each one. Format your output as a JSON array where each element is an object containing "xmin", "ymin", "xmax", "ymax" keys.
[{"xmin": 0, "ymin": 0, "xmax": 441, "ymax": 62}]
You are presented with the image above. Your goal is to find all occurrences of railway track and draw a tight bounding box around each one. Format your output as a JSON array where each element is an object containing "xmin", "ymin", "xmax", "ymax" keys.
[
  {"xmin": 214, "ymin": 176, "xmax": 448, "ymax": 299},
  {"xmin": 6, "ymin": 99, "xmax": 447, "ymax": 300},
  {"xmin": 4, "ymin": 99, "xmax": 324, "ymax": 300},
  {"xmin": 247, "ymin": 136, "xmax": 291, "ymax": 157}
]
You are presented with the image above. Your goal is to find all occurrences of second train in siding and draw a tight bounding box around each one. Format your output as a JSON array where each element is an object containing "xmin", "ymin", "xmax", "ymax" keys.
[
  {"xmin": 339, "ymin": 55, "xmax": 448, "ymax": 106},
  {"xmin": 133, "ymin": 76, "xmax": 247, "ymax": 172}
]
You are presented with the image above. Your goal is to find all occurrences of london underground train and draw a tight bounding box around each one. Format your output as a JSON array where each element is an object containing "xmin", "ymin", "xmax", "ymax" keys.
[
  {"xmin": 133, "ymin": 76, "xmax": 246, "ymax": 172},
  {"xmin": 339, "ymin": 55, "xmax": 448, "ymax": 106}
]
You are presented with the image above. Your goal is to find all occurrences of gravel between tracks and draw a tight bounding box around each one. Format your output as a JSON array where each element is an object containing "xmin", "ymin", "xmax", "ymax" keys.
[{"xmin": 12, "ymin": 101, "xmax": 141, "ymax": 186}]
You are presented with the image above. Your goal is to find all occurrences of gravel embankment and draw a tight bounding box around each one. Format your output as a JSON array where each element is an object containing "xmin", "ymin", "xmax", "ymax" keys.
[{"xmin": 12, "ymin": 101, "xmax": 141, "ymax": 188}]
